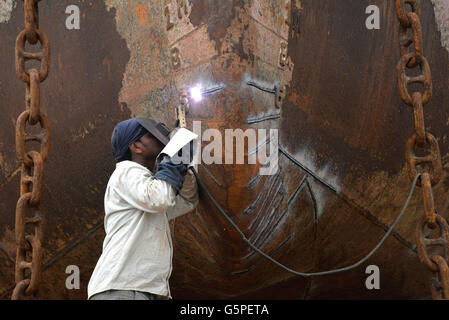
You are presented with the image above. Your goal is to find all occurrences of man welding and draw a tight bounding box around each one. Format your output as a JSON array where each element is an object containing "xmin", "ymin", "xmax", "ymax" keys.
[{"xmin": 87, "ymin": 117, "xmax": 198, "ymax": 300}]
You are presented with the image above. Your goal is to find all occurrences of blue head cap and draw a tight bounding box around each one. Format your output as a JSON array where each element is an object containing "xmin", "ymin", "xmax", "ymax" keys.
[{"xmin": 111, "ymin": 119, "xmax": 148, "ymax": 162}]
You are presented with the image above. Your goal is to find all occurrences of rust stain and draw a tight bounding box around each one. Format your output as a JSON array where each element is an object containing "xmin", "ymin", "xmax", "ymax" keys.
[{"xmin": 135, "ymin": 3, "xmax": 149, "ymax": 26}]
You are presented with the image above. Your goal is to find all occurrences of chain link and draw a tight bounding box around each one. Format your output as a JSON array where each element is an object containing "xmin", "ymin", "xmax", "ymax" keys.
[
  {"xmin": 395, "ymin": 0, "xmax": 449, "ymax": 299},
  {"xmin": 12, "ymin": 0, "xmax": 50, "ymax": 300}
]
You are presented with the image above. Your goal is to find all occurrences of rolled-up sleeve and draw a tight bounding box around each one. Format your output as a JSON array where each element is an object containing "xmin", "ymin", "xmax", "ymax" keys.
[
  {"xmin": 114, "ymin": 165, "xmax": 177, "ymax": 214},
  {"xmin": 167, "ymin": 170, "xmax": 199, "ymax": 220}
]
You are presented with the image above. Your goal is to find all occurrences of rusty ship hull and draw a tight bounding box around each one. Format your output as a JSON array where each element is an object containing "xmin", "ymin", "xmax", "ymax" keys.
[{"xmin": 1, "ymin": 0, "xmax": 449, "ymax": 299}]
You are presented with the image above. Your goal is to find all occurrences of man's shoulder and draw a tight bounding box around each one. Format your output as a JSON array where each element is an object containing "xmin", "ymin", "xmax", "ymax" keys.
[
  {"xmin": 108, "ymin": 161, "xmax": 152, "ymax": 185},
  {"xmin": 115, "ymin": 160, "xmax": 150, "ymax": 173}
]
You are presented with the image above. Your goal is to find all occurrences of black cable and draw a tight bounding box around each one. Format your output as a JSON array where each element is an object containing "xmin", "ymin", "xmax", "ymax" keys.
[
  {"xmin": 246, "ymin": 114, "xmax": 281, "ymax": 124},
  {"xmin": 246, "ymin": 81, "xmax": 277, "ymax": 94},
  {"xmin": 190, "ymin": 167, "xmax": 420, "ymax": 277}
]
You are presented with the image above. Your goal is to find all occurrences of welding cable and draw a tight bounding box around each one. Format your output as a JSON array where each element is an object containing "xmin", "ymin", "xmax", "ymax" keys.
[{"xmin": 190, "ymin": 167, "xmax": 421, "ymax": 277}]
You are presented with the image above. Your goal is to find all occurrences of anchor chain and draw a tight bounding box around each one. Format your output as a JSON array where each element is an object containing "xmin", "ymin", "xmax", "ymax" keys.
[
  {"xmin": 12, "ymin": 0, "xmax": 51, "ymax": 300},
  {"xmin": 395, "ymin": 0, "xmax": 449, "ymax": 299}
]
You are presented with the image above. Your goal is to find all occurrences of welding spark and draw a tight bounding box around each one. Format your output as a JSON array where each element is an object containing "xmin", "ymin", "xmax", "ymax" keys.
[{"xmin": 190, "ymin": 86, "xmax": 203, "ymax": 102}]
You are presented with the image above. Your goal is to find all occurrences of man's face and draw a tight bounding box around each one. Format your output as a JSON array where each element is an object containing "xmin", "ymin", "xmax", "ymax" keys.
[{"xmin": 132, "ymin": 132, "xmax": 165, "ymax": 160}]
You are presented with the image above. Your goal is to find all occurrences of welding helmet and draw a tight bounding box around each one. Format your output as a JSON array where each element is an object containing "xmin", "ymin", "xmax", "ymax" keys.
[{"xmin": 135, "ymin": 118, "xmax": 170, "ymax": 146}]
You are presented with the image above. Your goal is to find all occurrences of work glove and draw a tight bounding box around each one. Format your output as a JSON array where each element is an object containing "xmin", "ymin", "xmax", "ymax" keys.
[{"xmin": 154, "ymin": 154, "xmax": 188, "ymax": 193}]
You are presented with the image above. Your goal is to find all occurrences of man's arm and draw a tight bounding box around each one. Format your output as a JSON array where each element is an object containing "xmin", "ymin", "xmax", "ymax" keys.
[
  {"xmin": 167, "ymin": 169, "xmax": 199, "ymax": 220},
  {"xmin": 114, "ymin": 165, "xmax": 177, "ymax": 214}
]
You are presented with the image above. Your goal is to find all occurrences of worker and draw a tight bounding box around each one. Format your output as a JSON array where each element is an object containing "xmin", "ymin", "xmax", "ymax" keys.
[{"xmin": 87, "ymin": 118, "xmax": 199, "ymax": 300}]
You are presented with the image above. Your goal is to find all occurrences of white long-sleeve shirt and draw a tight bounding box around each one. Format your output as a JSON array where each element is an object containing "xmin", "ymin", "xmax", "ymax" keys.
[{"xmin": 87, "ymin": 160, "xmax": 198, "ymax": 299}]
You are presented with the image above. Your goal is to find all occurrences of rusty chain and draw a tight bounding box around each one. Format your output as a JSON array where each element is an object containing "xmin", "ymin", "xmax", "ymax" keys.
[
  {"xmin": 395, "ymin": 0, "xmax": 449, "ymax": 299},
  {"xmin": 12, "ymin": 0, "xmax": 50, "ymax": 300}
]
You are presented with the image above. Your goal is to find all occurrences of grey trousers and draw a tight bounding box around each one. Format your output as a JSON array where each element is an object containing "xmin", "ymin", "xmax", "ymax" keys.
[{"xmin": 89, "ymin": 289, "xmax": 155, "ymax": 300}]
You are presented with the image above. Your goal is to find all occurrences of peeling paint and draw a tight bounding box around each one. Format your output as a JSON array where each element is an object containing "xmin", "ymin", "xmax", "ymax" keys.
[
  {"xmin": 0, "ymin": 0, "xmax": 15, "ymax": 24},
  {"xmin": 431, "ymin": 0, "xmax": 449, "ymax": 53},
  {"xmin": 104, "ymin": 0, "xmax": 175, "ymax": 122}
]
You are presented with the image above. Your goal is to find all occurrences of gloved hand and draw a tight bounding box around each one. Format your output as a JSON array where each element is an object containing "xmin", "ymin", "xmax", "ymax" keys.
[{"xmin": 154, "ymin": 154, "xmax": 188, "ymax": 192}]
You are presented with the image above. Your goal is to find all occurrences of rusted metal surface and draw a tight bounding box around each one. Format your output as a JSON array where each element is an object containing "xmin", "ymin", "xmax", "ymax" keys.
[
  {"xmin": 394, "ymin": 0, "xmax": 449, "ymax": 299},
  {"xmin": 0, "ymin": 0, "xmax": 448, "ymax": 299}
]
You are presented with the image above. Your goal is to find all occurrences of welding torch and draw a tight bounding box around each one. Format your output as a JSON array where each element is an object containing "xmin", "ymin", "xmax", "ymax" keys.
[{"xmin": 176, "ymin": 89, "xmax": 189, "ymax": 129}]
